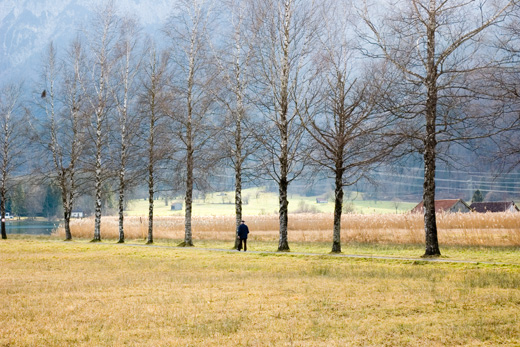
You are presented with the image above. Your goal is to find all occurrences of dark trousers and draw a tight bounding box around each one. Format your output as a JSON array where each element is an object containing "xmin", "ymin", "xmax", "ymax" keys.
[{"xmin": 238, "ymin": 238, "xmax": 247, "ymax": 251}]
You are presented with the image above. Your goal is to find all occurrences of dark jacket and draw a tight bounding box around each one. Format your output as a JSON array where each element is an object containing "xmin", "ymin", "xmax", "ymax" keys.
[{"xmin": 237, "ymin": 224, "xmax": 249, "ymax": 239}]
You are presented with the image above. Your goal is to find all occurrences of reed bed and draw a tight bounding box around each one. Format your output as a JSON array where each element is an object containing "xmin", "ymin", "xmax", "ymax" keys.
[{"xmin": 53, "ymin": 212, "xmax": 520, "ymax": 247}]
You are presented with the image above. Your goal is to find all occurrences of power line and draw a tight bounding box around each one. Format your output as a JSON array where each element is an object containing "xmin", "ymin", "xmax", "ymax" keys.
[
  {"xmin": 375, "ymin": 179, "xmax": 518, "ymax": 194},
  {"xmin": 383, "ymin": 165, "xmax": 520, "ymax": 177},
  {"xmin": 373, "ymin": 172, "xmax": 520, "ymax": 189}
]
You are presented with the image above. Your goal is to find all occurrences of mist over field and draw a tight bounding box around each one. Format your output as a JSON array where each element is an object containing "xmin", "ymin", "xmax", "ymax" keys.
[
  {"xmin": 2, "ymin": 0, "xmax": 518, "ymax": 199},
  {"xmin": 0, "ymin": 0, "xmax": 519, "ymax": 255}
]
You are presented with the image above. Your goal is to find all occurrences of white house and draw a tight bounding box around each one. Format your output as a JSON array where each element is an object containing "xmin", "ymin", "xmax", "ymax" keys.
[{"xmin": 71, "ymin": 211, "xmax": 84, "ymax": 218}]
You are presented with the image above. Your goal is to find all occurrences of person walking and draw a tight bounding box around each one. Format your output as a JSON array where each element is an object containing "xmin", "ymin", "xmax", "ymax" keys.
[{"xmin": 237, "ymin": 220, "xmax": 249, "ymax": 251}]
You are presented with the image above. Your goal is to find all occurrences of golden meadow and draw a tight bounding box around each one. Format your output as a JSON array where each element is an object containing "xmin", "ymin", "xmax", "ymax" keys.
[
  {"xmin": 54, "ymin": 212, "xmax": 520, "ymax": 247},
  {"xmin": 6, "ymin": 211, "xmax": 520, "ymax": 346},
  {"xmin": 2, "ymin": 239, "xmax": 520, "ymax": 346}
]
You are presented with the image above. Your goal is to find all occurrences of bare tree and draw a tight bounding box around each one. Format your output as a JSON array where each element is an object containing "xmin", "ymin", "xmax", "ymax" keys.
[
  {"xmin": 39, "ymin": 40, "xmax": 87, "ymax": 241},
  {"xmin": 302, "ymin": 6, "xmax": 396, "ymax": 253},
  {"xmin": 213, "ymin": 0, "xmax": 260, "ymax": 249},
  {"xmin": 82, "ymin": 2, "xmax": 120, "ymax": 242},
  {"xmin": 111, "ymin": 17, "xmax": 142, "ymax": 243},
  {"xmin": 163, "ymin": 0, "xmax": 220, "ymax": 247},
  {"xmin": 0, "ymin": 83, "xmax": 27, "ymax": 239},
  {"xmin": 361, "ymin": 0, "xmax": 515, "ymax": 256},
  {"xmin": 250, "ymin": 0, "xmax": 320, "ymax": 251},
  {"xmin": 139, "ymin": 41, "xmax": 171, "ymax": 244}
]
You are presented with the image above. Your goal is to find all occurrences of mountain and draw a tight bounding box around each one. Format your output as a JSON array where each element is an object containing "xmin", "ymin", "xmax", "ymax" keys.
[{"xmin": 0, "ymin": 0, "xmax": 174, "ymax": 83}]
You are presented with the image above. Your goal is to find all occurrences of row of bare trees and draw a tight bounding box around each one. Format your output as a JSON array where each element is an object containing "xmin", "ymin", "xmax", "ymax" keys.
[{"xmin": 1, "ymin": 0, "xmax": 520, "ymax": 256}]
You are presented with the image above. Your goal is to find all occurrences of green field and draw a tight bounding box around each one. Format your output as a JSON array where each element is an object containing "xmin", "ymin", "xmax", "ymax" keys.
[
  {"xmin": 125, "ymin": 187, "xmax": 417, "ymax": 216},
  {"xmin": 1, "ymin": 237, "xmax": 519, "ymax": 346}
]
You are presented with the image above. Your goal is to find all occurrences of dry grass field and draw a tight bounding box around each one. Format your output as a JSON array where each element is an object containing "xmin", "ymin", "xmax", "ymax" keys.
[
  {"xmin": 1, "ymin": 239, "xmax": 519, "ymax": 346},
  {"xmin": 55, "ymin": 212, "xmax": 520, "ymax": 247},
  {"xmin": 124, "ymin": 189, "xmax": 418, "ymax": 216}
]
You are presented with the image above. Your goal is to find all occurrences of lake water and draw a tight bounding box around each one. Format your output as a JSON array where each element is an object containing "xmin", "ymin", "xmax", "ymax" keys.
[{"xmin": 4, "ymin": 220, "xmax": 60, "ymax": 235}]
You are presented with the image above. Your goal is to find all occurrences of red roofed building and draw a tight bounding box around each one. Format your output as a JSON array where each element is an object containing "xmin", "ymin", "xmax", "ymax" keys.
[
  {"xmin": 469, "ymin": 201, "xmax": 519, "ymax": 213},
  {"xmin": 411, "ymin": 199, "xmax": 472, "ymax": 213}
]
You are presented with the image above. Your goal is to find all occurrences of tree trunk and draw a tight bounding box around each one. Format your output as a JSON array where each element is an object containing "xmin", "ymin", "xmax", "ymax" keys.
[
  {"xmin": 182, "ymin": 147, "xmax": 194, "ymax": 247},
  {"xmin": 331, "ymin": 171, "xmax": 343, "ymax": 253},
  {"xmin": 277, "ymin": 6, "xmax": 290, "ymax": 253},
  {"xmin": 234, "ymin": 113, "xmax": 243, "ymax": 250},
  {"xmin": 147, "ymin": 190, "xmax": 153, "ymax": 244},
  {"xmin": 1, "ymin": 191, "xmax": 6, "ymax": 240},
  {"xmin": 61, "ymin": 187, "xmax": 72, "ymax": 241},
  {"xmin": 278, "ymin": 177, "xmax": 290, "ymax": 251},
  {"xmin": 93, "ymin": 136, "xmax": 102, "ymax": 242},
  {"xmin": 182, "ymin": 80, "xmax": 194, "ymax": 247},
  {"xmin": 118, "ymin": 169, "xmax": 125, "ymax": 243},
  {"xmin": 147, "ymin": 150, "xmax": 154, "ymax": 243},
  {"xmin": 92, "ymin": 42, "xmax": 107, "ymax": 243},
  {"xmin": 147, "ymin": 168, "xmax": 154, "ymax": 244},
  {"xmin": 1, "ymin": 133, "xmax": 7, "ymax": 239},
  {"xmin": 147, "ymin": 94, "xmax": 155, "ymax": 245},
  {"xmin": 180, "ymin": 46, "xmax": 195, "ymax": 248},
  {"xmin": 423, "ymin": 147, "xmax": 440, "ymax": 256},
  {"xmin": 423, "ymin": 3, "xmax": 440, "ymax": 257},
  {"xmin": 63, "ymin": 209, "xmax": 72, "ymax": 241},
  {"xmin": 234, "ymin": 164, "xmax": 242, "ymax": 250}
]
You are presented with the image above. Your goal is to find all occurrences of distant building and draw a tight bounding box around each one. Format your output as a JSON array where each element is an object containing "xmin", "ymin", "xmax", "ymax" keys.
[
  {"xmin": 316, "ymin": 198, "xmax": 328, "ymax": 204},
  {"xmin": 71, "ymin": 211, "xmax": 84, "ymax": 218},
  {"xmin": 469, "ymin": 201, "xmax": 519, "ymax": 213},
  {"xmin": 411, "ymin": 199, "xmax": 472, "ymax": 213},
  {"xmin": 171, "ymin": 202, "xmax": 183, "ymax": 211}
]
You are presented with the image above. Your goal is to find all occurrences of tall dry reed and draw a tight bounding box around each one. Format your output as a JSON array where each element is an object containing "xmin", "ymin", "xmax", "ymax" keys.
[{"xmin": 53, "ymin": 212, "xmax": 520, "ymax": 246}]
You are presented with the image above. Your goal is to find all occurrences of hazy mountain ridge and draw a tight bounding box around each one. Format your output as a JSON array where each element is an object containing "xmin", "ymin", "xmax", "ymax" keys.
[{"xmin": 0, "ymin": 0, "xmax": 173, "ymax": 82}]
